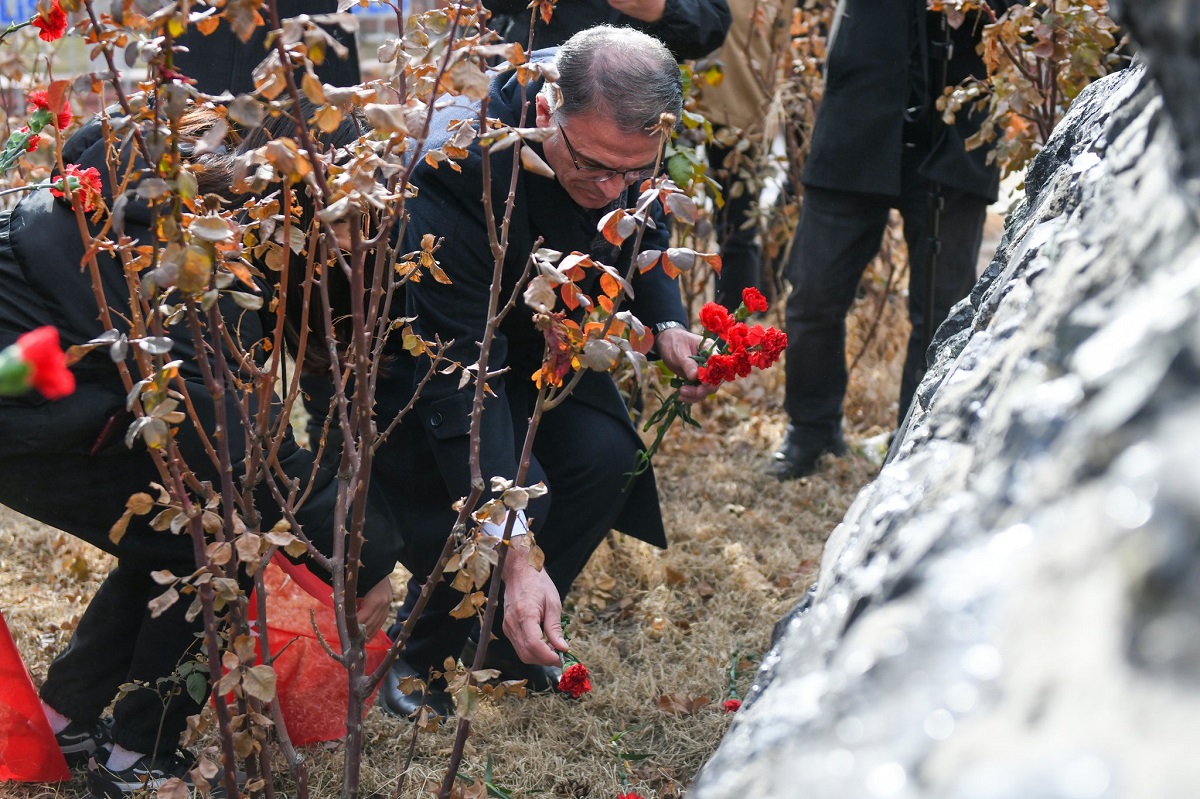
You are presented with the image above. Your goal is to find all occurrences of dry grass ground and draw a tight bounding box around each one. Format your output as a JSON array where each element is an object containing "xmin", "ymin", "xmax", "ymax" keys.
[{"xmin": 0, "ymin": 245, "xmax": 910, "ymax": 799}]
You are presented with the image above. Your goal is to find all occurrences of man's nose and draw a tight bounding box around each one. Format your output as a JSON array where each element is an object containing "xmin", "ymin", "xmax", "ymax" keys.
[{"xmin": 598, "ymin": 175, "xmax": 627, "ymax": 202}]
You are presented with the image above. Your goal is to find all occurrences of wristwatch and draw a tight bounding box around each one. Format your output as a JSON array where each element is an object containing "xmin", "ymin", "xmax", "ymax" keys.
[{"xmin": 653, "ymin": 320, "xmax": 686, "ymax": 336}]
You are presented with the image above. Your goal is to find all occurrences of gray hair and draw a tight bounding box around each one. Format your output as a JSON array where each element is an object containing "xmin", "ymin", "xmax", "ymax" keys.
[{"xmin": 544, "ymin": 25, "xmax": 682, "ymax": 133}]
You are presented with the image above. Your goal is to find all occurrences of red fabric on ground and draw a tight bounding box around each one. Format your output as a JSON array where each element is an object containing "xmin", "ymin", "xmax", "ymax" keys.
[
  {"xmin": 248, "ymin": 555, "xmax": 391, "ymax": 746},
  {"xmin": 0, "ymin": 611, "xmax": 70, "ymax": 782}
]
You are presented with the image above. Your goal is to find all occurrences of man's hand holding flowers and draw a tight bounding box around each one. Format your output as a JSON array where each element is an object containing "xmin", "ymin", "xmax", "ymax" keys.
[
  {"xmin": 653, "ymin": 325, "xmax": 716, "ymax": 405},
  {"xmin": 626, "ymin": 288, "xmax": 786, "ymax": 487}
]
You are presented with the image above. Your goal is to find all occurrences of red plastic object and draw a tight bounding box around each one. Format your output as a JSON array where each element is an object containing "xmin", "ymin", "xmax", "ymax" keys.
[
  {"xmin": 0, "ymin": 611, "xmax": 70, "ymax": 782},
  {"xmin": 246, "ymin": 554, "xmax": 391, "ymax": 746}
]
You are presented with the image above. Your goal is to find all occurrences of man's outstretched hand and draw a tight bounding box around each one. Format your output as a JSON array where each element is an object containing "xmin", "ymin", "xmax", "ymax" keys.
[
  {"xmin": 357, "ymin": 575, "xmax": 394, "ymax": 640},
  {"xmin": 501, "ymin": 542, "xmax": 569, "ymax": 666}
]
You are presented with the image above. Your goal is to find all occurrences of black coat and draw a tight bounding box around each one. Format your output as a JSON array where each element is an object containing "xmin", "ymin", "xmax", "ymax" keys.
[
  {"xmin": 803, "ymin": 0, "xmax": 1020, "ymax": 202},
  {"xmin": 484, "ymin": 0, "xmax": 731, "ymax": 61},
  {"xmin": 0, "ymin": 121, "xmax": 398, "ymax": 588},
  {"xmin": 369, "ymin": 63, "xmax": 688, "ymax": 554},
  {"xmin": 173, "ymin": 0, "xmax": 360, "ymax": 96}
]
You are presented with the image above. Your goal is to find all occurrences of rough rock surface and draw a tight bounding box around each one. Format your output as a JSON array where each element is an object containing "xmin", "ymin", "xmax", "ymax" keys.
[{"xmin": 691, "ymin": 59, "xmax": 1200, "ymax": 799}]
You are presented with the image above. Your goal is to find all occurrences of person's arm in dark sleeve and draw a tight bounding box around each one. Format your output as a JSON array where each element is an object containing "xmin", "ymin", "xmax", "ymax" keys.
[
  {"xmin": 404, "ymin": 152, "xmax": 524, "ymax": 502},
  {"xmin": 623, "ymin": 190, "xmax": 686, "ymax": 328},
  {"xmin": 622, "ymin": 192, "xmax": 712, "ymax": 402},
  {"xmin": 641, "ymin": 0, "xmax": 732, "ymax": 60},
  {"xmin": 480, "ymin": 0, "xmax": 531, "ymax": 15}
]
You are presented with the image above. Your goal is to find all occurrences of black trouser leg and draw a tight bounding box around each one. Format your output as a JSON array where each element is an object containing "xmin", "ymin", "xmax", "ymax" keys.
[
  {"xmin": 783, "ymin": 186, "xmax": 891, "ymax": 446},
  {"xmin": 898, "ymin": 181, "xmax": 988, "ymax": 421},
  {"xmin": 0, "ymin": 403, "xmax": 212, "ymax": 759},
  {"xmin": 39, "ymin": 562, "xmax": 145, "ymax": 729},
  {"xmin": 39, "ymin": 559, "xmax": 208, "ymax": 756}
]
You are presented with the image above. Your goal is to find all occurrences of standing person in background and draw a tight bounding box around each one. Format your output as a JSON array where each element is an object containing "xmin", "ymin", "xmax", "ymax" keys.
[
  {"xmin": 693, "ymin": 0, "xmax": 776, "ymax": 311},
  {"xmin": 483, "ymin": 0, "xmax": 731, "ymax": 61},
  {"xmin": 772, "ymin": 0, "xmax": 1017, "ymax": 480}
]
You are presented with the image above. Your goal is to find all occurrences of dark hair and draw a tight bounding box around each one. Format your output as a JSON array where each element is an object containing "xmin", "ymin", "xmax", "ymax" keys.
[{"xmin": 549, "ymin": 25, "xmax": 682, "ymax": 133}]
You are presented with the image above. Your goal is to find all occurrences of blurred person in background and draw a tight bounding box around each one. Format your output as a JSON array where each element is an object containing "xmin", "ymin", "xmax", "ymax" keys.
[{"xmin": 692, "ymin": 0, "xmax": 777, "ymax": 311}]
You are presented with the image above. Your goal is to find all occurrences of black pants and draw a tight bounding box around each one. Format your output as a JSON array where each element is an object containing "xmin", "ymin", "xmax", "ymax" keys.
[
  {"xmin": 0, "ymin": 384, "xmax": 210, "ymax": 756},
  {"xmin": 39, "ymin": 562, "xmax": 206, "ymax": 756},
  {"xmin": 709, "ymin": 138, "xmax": 763, "ymax": 312},
  {"xmin": 783, "ymin": 162, "xmax": 988, "ymax": 444},
  {"xmin": 388, "ymin": 393, "xmax": 640, "ymax": 674}
]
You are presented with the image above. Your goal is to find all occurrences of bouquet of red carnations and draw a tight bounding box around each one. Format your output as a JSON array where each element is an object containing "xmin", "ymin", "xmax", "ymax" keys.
[{"xmin": 625, "ymin": 288, "xmax": 786, "ymax": 488}]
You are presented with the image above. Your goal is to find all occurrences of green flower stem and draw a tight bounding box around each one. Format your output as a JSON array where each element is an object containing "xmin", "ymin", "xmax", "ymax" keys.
[
  {"xmin": 0, "ymin": 181, "xmax": 50, "ymax": 200},
  {"xmin": 0, "ymin": 110, "xmax": 52, "ymax": 175},
  {"xmin": 622, "ymin": 327, "xmax": 722, "ymax": 492},
  {"xmin": 0, "ymin": 20, "xmax": 31, "ymax": 46},
  {"xmin": 623, "ymin": 385, "xmax": 695, "ymax": 492},
  {"xmin": 727, "ymin": 648, "xmax": 741, "ymax": 700}
]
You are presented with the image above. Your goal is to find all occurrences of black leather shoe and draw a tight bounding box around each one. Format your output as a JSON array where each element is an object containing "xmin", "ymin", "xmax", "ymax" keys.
[
  {"xmin": 460, "ymin": 636, "xmax": 562, "ymax": 693},
  {"xmin": 379, "ymin": 657, "xmax": 454, "ymax": 720},
  {"xmin": 770, "ymin": 427, "xmax": 848, "ymax": 480}
]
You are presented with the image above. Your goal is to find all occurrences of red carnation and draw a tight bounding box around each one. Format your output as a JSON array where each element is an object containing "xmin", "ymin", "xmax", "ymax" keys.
[
  {"xmin": 27, "ymin": 89, "xmax": 73, "ymax": 130},
  {"xmin": 15, "ymin": 327, "xmax": 75, "ymax": 399},
  {"xmin": 698, "ymin": 302, "xmax": 733, "ymax": 336},
  {"xmin": 722, "ymin": 698, "xmax": 742, "ymax": 713},
  {"xmin": 750, "ymin": 328, "xmax": 787, "ymax": 369},
  {"xmin": 30, "ymin": 0, "xmax": 67, "ymax": 41},
  {"xmin": 732, "ymin": 350, "xmax": 752, "ymax": 378},
  {"xmin": 722, "ymin": 322, "xmax": 746, "ymax": 350},
  {"xmin": 557, "ymin": 663, "xmax": 591, "ymax": 698},
  {"xmin": 741, "ymin": 287, "xmax": 768, "ymax": 314},
  {"xmin": 49, "ymin": 164, "xmax": 103, "ymax": 213},
  {"xmin": 697, "ymin": 352, "xmax": 738, "ymax": 386}
]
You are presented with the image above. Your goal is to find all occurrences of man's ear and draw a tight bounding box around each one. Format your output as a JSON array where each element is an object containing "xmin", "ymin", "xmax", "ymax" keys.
[{"xmin": 535, "ymin": 93, "xmax": 553, "ymax": 129}]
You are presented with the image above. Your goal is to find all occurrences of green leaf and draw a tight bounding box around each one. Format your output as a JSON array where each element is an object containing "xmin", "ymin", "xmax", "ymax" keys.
[
  {"xmin": 486, "ymin": 783, "xmax": 515, "ymax": 799},
  {"xmin": 186, "ymin": 671, "xmax": 208, "ymax": 706},
  {"xmin": 666, "ymin": 153, "xmax": 693, "ymax": 189}
]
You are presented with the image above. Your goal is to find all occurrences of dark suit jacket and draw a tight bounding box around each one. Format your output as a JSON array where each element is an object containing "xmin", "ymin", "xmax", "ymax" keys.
[
  {"xmin": 377, "ymin": 62, "xmax": 689, "ymax": 552},
  {"xmin": 485, "ymin": 0, "xmax": 731, "ymax": 60},
  {"xmin": 803, "ymin": 0, "xmax": 1020, "ymax": 202}
]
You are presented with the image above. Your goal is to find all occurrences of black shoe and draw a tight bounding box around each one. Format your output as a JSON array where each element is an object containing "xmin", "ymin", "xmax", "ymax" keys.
[
  {"xmin": 771, "ymin": 427, "xmax": 848, "ymax": 480},
  {"xmin": 460, "ymin": 636, "xmax": 562, "ymax": 693},
  {"xmin": 56, "ymin": 717, "xmax": 112, "ymax": 768},
  {"xmin": 86, "ymin": 746, "xmax": 226, "ymax": 798},
  {"xmin": 378, "ymin": 657, "xmax": 455, "ymax": 721}
]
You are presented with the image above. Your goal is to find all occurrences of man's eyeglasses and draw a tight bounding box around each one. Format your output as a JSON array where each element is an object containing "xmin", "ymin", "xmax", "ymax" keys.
[{"xmin": 559, "ymin": 126, "xmax": 659, "ymax": 184}]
